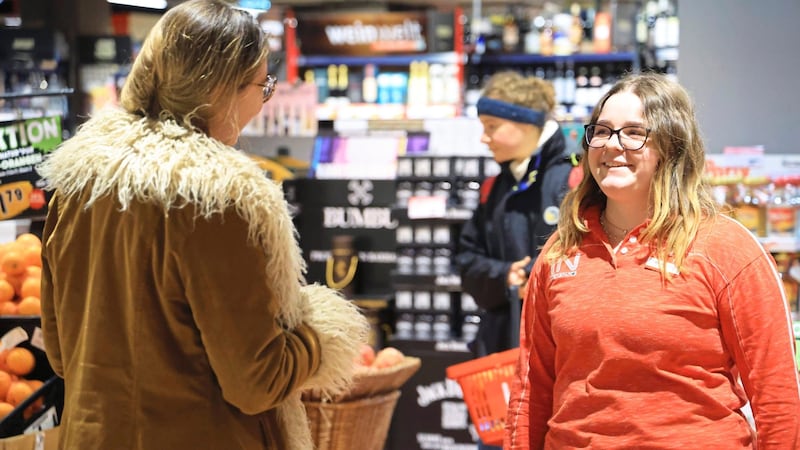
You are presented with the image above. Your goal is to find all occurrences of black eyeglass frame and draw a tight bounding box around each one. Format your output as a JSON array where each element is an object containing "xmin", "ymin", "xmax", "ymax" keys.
[
  {"xmin": 254, "ymin": 74, "xmax": 277, "ymax": 103},
  {"xmin": 583, "ymin": 123, "xmax": 652, "ymax": 151}
]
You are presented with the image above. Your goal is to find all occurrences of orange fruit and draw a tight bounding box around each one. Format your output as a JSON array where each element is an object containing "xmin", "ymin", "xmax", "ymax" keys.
[
  {"xmin": 24, "ymin": 379, "xmax": 43, "ymax": 392},
  {"xmin": 0, "ymin": 243, "xmax": 15, "ymax": 264},
  {"xmin": 5, "ymin": 347, "xmax": 35, "ymax": 377},
  {"xmin": 0, "ymin": 280, "xmax": 14, "ymax": 303},
  {"xmin": 24, "ymin": 399, "xmax": 43, "ymax": 420},
  {"xmin": 5, "ymin": 381, "xmax": 32, "ymax": 406},
  {"xmin": 1, "ymin": 251, "xmax": 26, "ymax": 276},
  {"xmin": 0, "ymin": 302, "xmax": 18, "ymax": 316},
  {"xmin": 0, "ymin": 270, "xmax": 27, "ymax": 295},
  {"xmin": 19, "ymin": 278, "xmax": 40, "ymax": 300},
  {"xmin": 0, "ymin": 370, "xmax": 11, "ymax": 400},
  {"xmin": 22, "ymin": 379, "xmax": 44, "ymax": 420},
  {"xmin": 15, "ymin": 233, "xmax": 41, "ymax": 248},
  {"xmin": 25, "ymin": 266, "xmax": 42, "ymax": 279},
  {"xmin": 17, "ymin": 297, "xmax": 41, "ymax": 316},
  {"xmin": 21, "ymin": 245, "xmax": 41, "ymax": 268},
  {"xmin": 0, "ymin": 401, "xmax": 13, "ymax": 419}
]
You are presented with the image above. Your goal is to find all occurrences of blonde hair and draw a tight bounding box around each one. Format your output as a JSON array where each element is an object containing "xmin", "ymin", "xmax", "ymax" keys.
[
  {"xmin": 119, "ymin": 0, "xmax": 268, "ymax": 133},
  {"xmin": 546, "ymin": 72, "xmax": 719, "ymax": 278},
  {"xmin": 482, "ymin": 71, "xmax": 556, "ymax": 114}
]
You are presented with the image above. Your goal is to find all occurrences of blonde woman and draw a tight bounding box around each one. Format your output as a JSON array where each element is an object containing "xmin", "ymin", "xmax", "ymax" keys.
[
  {"xmin": 505, "ymin": 73, "xmax": 799, "ymax": 449},
  {"xmin": 38, "ymin": 1, "xmax": 368, "ymax": 449}
]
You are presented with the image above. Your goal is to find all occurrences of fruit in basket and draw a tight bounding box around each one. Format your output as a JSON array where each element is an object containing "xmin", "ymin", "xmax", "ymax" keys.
[
  {"xmin": 5, "ymin": 347, "xmax": 35, "ymax": 377},
  {"xmin": 372, "ymin": 347, "xmax": 405, "ymax": 369},
  {"xmin": 1, "ymin": 251, "xmax": 26, "ymax": 276},
  {"xmin": 0, "ymin": 280, "xmax": 14, "ymax": 303},
  {"xmin": 17, "ymin": 297, "xmax": 41, "ymax": 316},
  {"xmin": 356, "ymin": 343, "xmax": 376, "ymax": 367},
  {"xmin": 0, "ymin": 234, "xmax": 45, "ymax": 316},
  {"xmin": 0, "ymin": 401, "xmax": 13, "ymax": 419},
  {"xmin": 20, "ymin": 245, "xmax": 42, "ymax": 269},
  {"xmin": 0, "ymin": 302, "xmax": 17, "ymax": 316},
  {"xmin": 20, "ymin": 277, "xmax": 41, "ymax": 299},
  {"xmin": 14, "ymin": 234, "xmax": 41, "ymax": 248},
  {"xmin": 6, "ymin": 381, "xmax": 32, "ymax": 407},
  {"xmin": 0, "ymin": 370, "xmax": 11, "ymax": 399}
]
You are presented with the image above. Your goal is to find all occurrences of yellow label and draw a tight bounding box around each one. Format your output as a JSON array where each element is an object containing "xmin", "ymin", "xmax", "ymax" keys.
[
  {"xmin": 734, "ymin": 204, "xmax": 762, "ymax": 233},
  {"xmin": 0, "ymin": 180, "xmax": 33, "ymax": 220}
]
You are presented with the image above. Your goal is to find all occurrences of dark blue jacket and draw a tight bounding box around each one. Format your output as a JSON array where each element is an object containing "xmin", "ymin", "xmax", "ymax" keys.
[{"xmin": 455, "ymin": 123, "xmax": 575, "ymax": 357}]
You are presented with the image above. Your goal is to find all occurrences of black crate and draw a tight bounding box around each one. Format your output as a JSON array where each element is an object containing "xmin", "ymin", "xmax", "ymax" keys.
[
  {"xmin": 0, "ymin": 317, "xmax": 62, "ymax": 438},
  {"xmin": 0, "ymin": 317, "xmax": 54, "ymax": 382},
  {"xmin": 0, "ymin": 376, "xmax": 63, "ymax": 438}
]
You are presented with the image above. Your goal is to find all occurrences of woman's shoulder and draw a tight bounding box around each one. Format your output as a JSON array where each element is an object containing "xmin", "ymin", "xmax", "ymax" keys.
[{"xmin": 692, "ymin": 214, "xmax": 768, "ymax": 263}]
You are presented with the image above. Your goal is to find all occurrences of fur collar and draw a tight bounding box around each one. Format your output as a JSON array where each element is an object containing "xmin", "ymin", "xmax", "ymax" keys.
[{"xmin": 38, "ymin": 108, "xmax": 306, "ymax": 329}]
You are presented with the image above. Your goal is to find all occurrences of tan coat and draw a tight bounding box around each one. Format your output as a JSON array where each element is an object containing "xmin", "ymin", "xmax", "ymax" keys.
[{"xmin": 38, "ymin": 109, "xmax": 368, "ymax": 450}]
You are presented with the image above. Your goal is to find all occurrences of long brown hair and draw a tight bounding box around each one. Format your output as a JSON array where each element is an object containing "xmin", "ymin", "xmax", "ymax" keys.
[
  {"xmin": 546, "ymin": 72, "xmax": 719, "ymax": 278},
  {"xmin": 119, "ymin": 0, "xmax": 268, "ymax": 133}
]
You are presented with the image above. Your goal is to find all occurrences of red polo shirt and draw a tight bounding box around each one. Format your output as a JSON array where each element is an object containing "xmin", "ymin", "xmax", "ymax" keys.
[{"xmin": 506, "ymin": 206, "xmax": 800, "ymax": 449}]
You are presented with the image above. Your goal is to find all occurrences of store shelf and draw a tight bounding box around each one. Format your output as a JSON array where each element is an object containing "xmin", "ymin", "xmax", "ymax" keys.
[
  {"xmin": 393, "ymin": 206, "xmax": 474, "ymax": 223},
  {"xmin": 759, "ymin": 236, "xmax": 800, "ymax": 253},
  {"xmin": 0, "ymin": 88, "xmax": 74, "ymax": 100},
  {"xmin": 298, "ymin": 52, "xmax": 462, "ymax": 67},
  {"xmin": 469, "ymin": 52, "xmax": 638, "ymax": 66},
  {"xmin": 392, "ymin": 273, "xmax": 463, "ymax": 291}
]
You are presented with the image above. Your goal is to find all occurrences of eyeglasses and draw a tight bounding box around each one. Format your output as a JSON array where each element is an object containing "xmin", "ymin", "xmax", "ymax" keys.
[
  {"xmin": 254, "ymin": 74, "xmax": 277, "ymax": 103},
  {"xmin": 584, "ymin": 123, "xmax": 651, "ymax": 151}
]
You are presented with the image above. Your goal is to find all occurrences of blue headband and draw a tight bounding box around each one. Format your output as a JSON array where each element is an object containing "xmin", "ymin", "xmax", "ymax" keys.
[{"xmin": 476, "ymin": 97, "xmax": 546, "ymax": 127}]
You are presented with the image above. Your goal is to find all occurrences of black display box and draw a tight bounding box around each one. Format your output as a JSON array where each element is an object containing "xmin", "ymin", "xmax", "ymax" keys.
[{"xmin": 386, "ymin": 339, "xmax": 478, "ymax": 450}]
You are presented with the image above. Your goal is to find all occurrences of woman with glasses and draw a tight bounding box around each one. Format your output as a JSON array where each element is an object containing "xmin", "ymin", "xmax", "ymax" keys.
[
  {"xmin": 37, "ymin": 1, "xmax": 368, "ymax": 449},
  {"xmin": 505, "ymin": 73, "xmax": 799, "ymax": 449}
]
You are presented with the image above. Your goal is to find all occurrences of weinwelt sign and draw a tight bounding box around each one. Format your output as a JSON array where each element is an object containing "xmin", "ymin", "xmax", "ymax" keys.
[{"xmin": 296, "ymin": 12, "xmax": 429, "ymax": 55}]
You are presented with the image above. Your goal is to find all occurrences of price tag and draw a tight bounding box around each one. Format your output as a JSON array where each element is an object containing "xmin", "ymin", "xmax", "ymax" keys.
[
  {"xmin": 0, "ymin": 326, "xmax": 29, "ymax": 352},
  {"xmin": 407, "ymin": 195, "xmax": 446, "ymax": 219},
  {"xmin": 0, "ymin": 180, "xmax": 34, "ymax": 220}
]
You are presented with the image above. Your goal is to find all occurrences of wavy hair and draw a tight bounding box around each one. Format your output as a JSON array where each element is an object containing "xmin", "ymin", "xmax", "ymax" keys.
[
  {"xmin": 119, "ymin": 0, "xmax": 268, "ymax": 134},
  {"xmin": 546, "ymin": 72, "xmax": 719, "ymax": 278}
]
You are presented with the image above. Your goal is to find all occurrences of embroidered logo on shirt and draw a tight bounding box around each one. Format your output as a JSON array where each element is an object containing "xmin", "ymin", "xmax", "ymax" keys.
[
  {"xmin": 543, "ymin": 205, "xmax": 559, "ymax": 225},
  {"xmin": 550, "ymin": 254, "xmax": 581, "ymax": 279}
]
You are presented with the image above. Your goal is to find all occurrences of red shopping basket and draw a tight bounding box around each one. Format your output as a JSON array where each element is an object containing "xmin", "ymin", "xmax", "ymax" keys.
[{"xmin": 446, "ymin": 348, "xmax": 520, "ymax": 446}]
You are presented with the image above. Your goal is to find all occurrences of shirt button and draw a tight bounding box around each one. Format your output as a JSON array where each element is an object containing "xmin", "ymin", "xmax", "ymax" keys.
[
  {"xmin": 629, "ymin": 236, "xmax": 638, "ymax": 243},
  {"xmin": 620, "ymin": 247, "xmax": 629, "ymax": 254}
]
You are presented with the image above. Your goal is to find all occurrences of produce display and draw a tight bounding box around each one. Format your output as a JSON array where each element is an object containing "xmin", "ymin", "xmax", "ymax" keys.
[
  {"xmin": 0, "ymin": 346, "xmax": 41, "ymax": 420},
  {"xmin": 0, "ymin": 233, "xmax": 42, "ymax": 316},
  {"xmin": 0, "ymin": 233, "xmax": 48, "ymax": 422}
]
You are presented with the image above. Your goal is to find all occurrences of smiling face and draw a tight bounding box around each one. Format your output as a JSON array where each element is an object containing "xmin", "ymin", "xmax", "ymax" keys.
[
  {"xmin": 479, "ymin": 115, "xmax": 541, "ymax": 164},
  {"xmin": 587, "ymin": 90, "xmax": 661, "ymax": 208}
]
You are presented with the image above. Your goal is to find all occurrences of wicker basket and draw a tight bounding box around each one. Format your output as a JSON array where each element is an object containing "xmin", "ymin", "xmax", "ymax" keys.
[
  {"xmin": 302, "ymin": 356, "xmax": 422, "ymax": 449},
  {"xmin": 345, "ymin": 356, "xmax": 421, "ymax": 400},
  {"xmin": 305, "ymin": 390, "xmax": 401, "ymax": 450},
  {"xmin": 303, "ymin": 356, "xmax": 422, "ymax": 402}
]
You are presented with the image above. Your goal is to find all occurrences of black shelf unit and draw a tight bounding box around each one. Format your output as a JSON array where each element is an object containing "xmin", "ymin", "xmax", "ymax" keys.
[{"xmin": 390, "ymin": 154, "xmax": 495, "ymax": 343}]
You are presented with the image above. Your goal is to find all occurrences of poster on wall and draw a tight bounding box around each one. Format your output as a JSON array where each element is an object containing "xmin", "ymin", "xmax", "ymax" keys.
[{"xmin": 0, "ymin": 116, "xmax": 61, "ymax": 221}]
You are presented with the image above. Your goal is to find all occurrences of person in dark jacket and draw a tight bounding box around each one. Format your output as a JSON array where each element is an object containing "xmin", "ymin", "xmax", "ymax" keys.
[{"xmin": 456, "ymin": 70, "xmax": 575, "ymax": 361}]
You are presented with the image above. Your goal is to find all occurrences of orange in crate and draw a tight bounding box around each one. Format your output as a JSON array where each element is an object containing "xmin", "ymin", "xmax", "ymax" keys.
[{"xmin": 446, "ymin": 348, "xmax": 520, "ymax": 446}]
